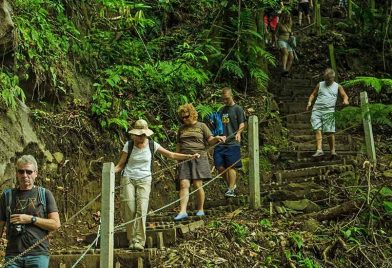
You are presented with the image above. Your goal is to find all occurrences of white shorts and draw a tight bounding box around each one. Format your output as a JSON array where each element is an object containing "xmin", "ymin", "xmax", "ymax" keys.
[
  {"xmin": 278, "ymin": 40, "xmax": 294, "ymax": 52},
  {"xmin": 311, "ymin": 110, "xmax": 336, "ymax": 133}
]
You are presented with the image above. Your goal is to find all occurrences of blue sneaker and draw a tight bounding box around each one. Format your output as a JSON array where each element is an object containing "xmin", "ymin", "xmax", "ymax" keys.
[
  {"xmin": 174, "ymin": 213, "xmax": 188, "ymax": 221},
  {"xmin": 196, "ymin": 211, "xmax": 205, "ymax": 217}
]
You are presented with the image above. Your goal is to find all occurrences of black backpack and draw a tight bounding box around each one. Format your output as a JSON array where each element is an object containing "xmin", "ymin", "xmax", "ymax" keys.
[{"xmin": 122, "ymin": 139, "xmax": 155, "ymax": 175}]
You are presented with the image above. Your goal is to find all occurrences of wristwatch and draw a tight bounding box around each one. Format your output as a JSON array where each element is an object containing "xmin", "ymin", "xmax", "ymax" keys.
[{"xmin": 31, "ymin": 216, "xmax": 37, "ymax": 224}]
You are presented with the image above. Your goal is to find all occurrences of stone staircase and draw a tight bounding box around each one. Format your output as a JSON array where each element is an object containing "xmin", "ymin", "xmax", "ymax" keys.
[{"xmin": 264, "ymin": 75, "xmax": 363, "ymax": 213}]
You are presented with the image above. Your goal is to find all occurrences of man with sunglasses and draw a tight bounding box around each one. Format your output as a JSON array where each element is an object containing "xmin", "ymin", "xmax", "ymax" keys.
[
  {"xmin": 0, "ymin": 155, "xmax": 60, "ymax": 267},
  {"xmin": 214, "ymin": 87, "xmax": 246, "ymax": 197}
]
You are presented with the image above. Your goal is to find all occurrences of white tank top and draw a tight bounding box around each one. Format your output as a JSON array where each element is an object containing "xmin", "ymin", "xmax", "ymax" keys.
[{"xmin": 313, "ymin": 81, "xmax": 339, "ymax": 113}]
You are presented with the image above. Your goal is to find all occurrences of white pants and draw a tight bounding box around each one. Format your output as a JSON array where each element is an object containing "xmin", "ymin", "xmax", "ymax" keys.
[{"xmin": 120, "ymin": 176, "xmax": 152, "ymax": 246}]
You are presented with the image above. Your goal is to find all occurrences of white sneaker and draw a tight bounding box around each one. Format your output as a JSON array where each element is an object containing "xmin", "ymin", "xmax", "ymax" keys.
[
  {"xmin": 133, "ymin": 242, "xmax": 144, "ymax": 250},
  {"xmin": 225, "ymin": 188, "xmax": 236, "ymax": 197},
  {"xmin": 312, "ymin": 150, "xmax": 324, "ymax": 157}
]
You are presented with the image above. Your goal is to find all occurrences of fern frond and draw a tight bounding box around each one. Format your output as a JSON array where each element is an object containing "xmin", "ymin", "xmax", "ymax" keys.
[
  {"xmin": 222, "ymin": 60, "xmax": 244, "ymax": 78},
  {"xmin": 250, "ymin": 68, "xmax": 269, "ymax": 89},
  {"xmin": 342, "ymin": 76, "xmax": 392, "ymax": 93}
]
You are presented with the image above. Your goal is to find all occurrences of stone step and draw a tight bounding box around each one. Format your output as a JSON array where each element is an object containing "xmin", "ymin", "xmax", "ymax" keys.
[
  {"xmin": 280, "ymin": 102, "xmax": 308, "ymax": 113},
  {"xmin": 273, "ymin": 164, "xmax": 354, "ymax": 180},
  {"xmin": 281, "ymin": 77, "xmax": 312, "ymax": 86},
  {"xmin": 279, "ymin": 150, "xmax": 362, "ymax": 161},
  {"xmin": 282, "ymin": 159, "xmax": 347, "ymax": 169},
  {"xmin": 50, "ymin": 249, "xmax": 156, "ymax": 268},
  {"xmin": 288, "ymin": 142, "xmax": 357, "ymax": 151},
  {"xmin": 290, "ymin": 134, "xmax": 353, "ymax": 143},
  {"xmin": 286, "ymin": 122, "xmax": 311, "ymax": 129}
]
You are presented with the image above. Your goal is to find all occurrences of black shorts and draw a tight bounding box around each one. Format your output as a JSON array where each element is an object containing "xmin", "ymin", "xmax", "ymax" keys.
[{"xmin": 299, "ymin": 2, "xmax": 310, "ymax": 15}]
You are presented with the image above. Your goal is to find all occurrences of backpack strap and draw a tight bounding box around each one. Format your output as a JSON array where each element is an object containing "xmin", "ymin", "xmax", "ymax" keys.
[
  {"xmin": 4, "ymin": 188, "xmax": 12, "ymax": 225},
  {"xmin": 148, "ymin": 139, "xmax": 155, "ymax": 172},
  {"xmin": 37, "ymin": 187, "xmax": 47, "ymax": 218},
  {"xmin": 121, "ymin": 140, "xmax": 134, "ymax": 176}
]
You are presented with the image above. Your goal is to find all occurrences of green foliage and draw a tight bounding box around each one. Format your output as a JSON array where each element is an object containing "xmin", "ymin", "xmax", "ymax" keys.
[
  {"xmin": 230, "ymin": 222, "xmax": 249, "ymax": 242},
  {"xmin": 336, "ymin": 104, "xmax": 392, "ymax": 128},
  {"xmin": 196, "ymin": 103, "xmax": 224, "ymax": 120},
  {"xmin": 342, "ymin": 226, "xmax": 366, "ymax": 245},
  {"xmin": 342, "ymin": 77, "xmax": 392, "ymax": 93},
  {"xmin": 259, "ymin": 218, "xmax": 272, "ymax": 228},
  {"xmin": 14, "ymin": 0, "xmax": 79, "ymax": 97},
  {"xmin": 0, "ymin": 72, "xmax": 26, "ymax": 109},
  {"xmin": 290, "ymin": 232, "xmax": 303, "ymax": 249}
]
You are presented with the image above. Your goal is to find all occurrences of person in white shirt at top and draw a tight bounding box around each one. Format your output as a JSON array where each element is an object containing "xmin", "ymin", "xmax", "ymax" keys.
[
  {"xmin": 115, "ymin": 119, "xmax": 200, "ymax": 250},
  {"xmin": 298, "ymin": 0, "xmax": 313, "ymax": 26},
  {"xmin": 306, "ymin": 68, "xmax": 349, "ymax": 158}
]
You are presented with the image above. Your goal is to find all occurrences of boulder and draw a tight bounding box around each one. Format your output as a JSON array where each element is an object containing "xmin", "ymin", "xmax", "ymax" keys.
[
  {"xmin": 0, "ymin": 0, "xmax": 15, "ymax": 56},
  {"xmin": 283, "ymin": 199, "xmax": 321, "ymax": 213}
]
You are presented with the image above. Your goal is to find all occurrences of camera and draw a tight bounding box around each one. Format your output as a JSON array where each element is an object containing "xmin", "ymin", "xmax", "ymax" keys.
[{"xmin": 9, "ymin": 224, "xmax": 25, "ymax": 237}]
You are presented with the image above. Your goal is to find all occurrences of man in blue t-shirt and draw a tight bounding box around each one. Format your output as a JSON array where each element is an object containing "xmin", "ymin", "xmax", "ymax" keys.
[
  {"xmin": 0, "ymin": 155, "xmax": 60, "ymax": 267},
  {"xmin": 214, "ymin": 87, "xmax": 246, "ymax": 197}
]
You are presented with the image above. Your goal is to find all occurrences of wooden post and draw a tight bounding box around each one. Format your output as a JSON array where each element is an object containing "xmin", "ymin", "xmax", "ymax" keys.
[
  {"xmin": 360, "ymin": 92, "xmax": 376, "ymax": 164},
  {"xmin": 348, "ymin": 0, "xmax": 352, "ymax": 20},
  {"xmin": 369, "ymin": 0, "xmax": 375, "ymax": 10},
  {"xmin": 248, "ymin": 115, "xmax": 260, "ymax": 209},
  {"xmin": 100, "ymin": 162, "xmax": 115, "ymax": 268},
  {"xmin": 328, "ymin": 44, "xmax": 337, "ymax": 81},
  {"xmin": 316, "ymin": 4, "xmax": 321, "ymax": 35}
]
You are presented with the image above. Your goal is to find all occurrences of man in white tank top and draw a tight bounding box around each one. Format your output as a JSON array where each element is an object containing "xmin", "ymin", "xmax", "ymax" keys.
[{"xmin": 306, "ymin": 68, "xmax": 349, "ymax": 158}]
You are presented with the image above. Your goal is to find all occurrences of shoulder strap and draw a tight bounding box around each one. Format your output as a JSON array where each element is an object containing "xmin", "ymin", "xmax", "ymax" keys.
[
  {"xmin": 121, "ymin": 140, "xmax": 134, "ymax": 176},
  {"xmin": 148, "ymin": 139, "xmax": 155, "ymax": 172},
  {"xmin": 4, "ymin": 189, "xmax": 12, "ymax": 221},
  {"xmin": 38, "ymin": 187, "xmax": 47, "ymax": 218}
]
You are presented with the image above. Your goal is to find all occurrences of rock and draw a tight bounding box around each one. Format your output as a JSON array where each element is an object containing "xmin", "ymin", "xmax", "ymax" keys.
[
  {"xmin": 302, "ymin": 218, "xmax": 320, "ymax": 232},
  {"xmin": 0, "ymin": 0, "xmax": 15, "ymax": 56},
  {"xmin": 383, "ymin": 170, "xmax": 392, "ymax": 178},
  {"xmin": 283, "ymin": 199, "xmax": 320, "ymax": 213},
  {"xmin": 53, "ymin": 152, "xmax": 64, "ymax": 164},
  {"xmin": 337, "ymin": 171, "xmax": 358, "ymax": 186},
  {"xmin": 268, "ymin": 182, "xmax": 327, "ymax": 201}
]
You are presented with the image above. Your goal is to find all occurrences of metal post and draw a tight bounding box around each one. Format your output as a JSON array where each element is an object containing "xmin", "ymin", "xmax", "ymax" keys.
[
  {"xmin": 248, "ymin": 115, "xmax": 260, "ymax": 209},
  {"xmin": 100, "ymin": 162, "xmax": 115, "ymax": 268},
  {"xmin": 360, "ymin": 92, "xmax": 376, "ymax": 164}
]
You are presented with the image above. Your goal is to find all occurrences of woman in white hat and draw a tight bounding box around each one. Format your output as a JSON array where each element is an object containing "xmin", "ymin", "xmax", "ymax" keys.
[{"xmin": 115, "ymin": 119, "xmax": 199, "ymax": 250}]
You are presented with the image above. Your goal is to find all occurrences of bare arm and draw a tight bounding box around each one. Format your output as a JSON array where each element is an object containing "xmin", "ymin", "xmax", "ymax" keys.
[
  {"xmin": 157, "ymin": 146, "xmax": 200, "ymax": 160},
  {"xmin": 207, "ymin": 135, "xmax": 226, "ymax": 145},
  {"xmin": 338, "ymin": 85, "xmax": 349, "ymax": 105},
  {"xmin": 235, "ymin": 122, "xmax": 246, "ymax": 142},
  {"xmin": 306, "ymin": 83, "xmax": 320, "ymax": 110},
  {"xmin": 114, "ymin": 152, "xmax": 128, "ymax": 173},
  {"xmin": 10, "ymin": 212, "xmax": 61, "ymax": 232}
]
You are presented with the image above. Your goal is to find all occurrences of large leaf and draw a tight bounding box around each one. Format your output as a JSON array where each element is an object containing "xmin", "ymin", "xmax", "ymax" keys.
[
  {"xmin": 383, "ymin": 201, "xmax": 392, "ymax": 215},
  {"xmin": 380, "ymin": 187, "xmax": 392, "ymax": 197}
]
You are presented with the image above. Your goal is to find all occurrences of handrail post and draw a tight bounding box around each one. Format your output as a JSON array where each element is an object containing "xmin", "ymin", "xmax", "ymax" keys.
[
  {"xmin": 360, "ymin": 92, "xmax": 376, "ymax": 164},
  {"xmin": 248, "ymin": 115, "xmax": 260, "ymax": 209},
  {"xmin": 328, "ymin": 44, "xmax": 337, "ymax": 81},
  {"xmin": 100, "ymin": 162, "xmax": 115, "ymax": 268}
]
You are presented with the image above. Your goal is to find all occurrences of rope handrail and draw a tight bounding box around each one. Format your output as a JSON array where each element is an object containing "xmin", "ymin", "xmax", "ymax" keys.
[
  {"xmin": 2, "ymin": 104, "xmax": 363, "ymax": 266},
  {"xmin": 71, "ymin": 159, "xmax": 242, "ymax": 267}
]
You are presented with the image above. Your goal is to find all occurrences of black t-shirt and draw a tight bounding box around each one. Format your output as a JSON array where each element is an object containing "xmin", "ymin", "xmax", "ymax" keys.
[
  {"xmin": 220, "ymin": 104, "xmax": 246, "ymax": 145},
  {"xmin": 0, "ymin": 187, "xmax": 59, "ymax": 256}
]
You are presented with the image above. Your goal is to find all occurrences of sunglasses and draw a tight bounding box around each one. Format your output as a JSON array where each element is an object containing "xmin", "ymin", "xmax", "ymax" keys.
[
  {"xmin": 182, "ymin": 115, "xmax": 190, "ymax": 120},
  {"xmin": 134, "ymin": 134, "xmax": 146, "ymax": 137},
  {"xmin": 17, "ymin": 169, "xmax": 34, "ymax": 175}
]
